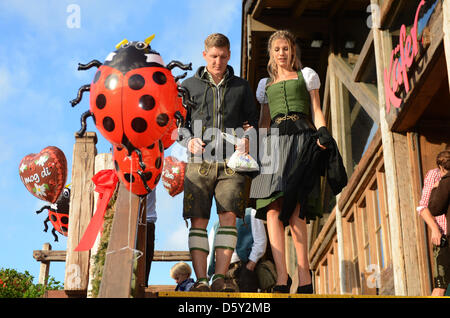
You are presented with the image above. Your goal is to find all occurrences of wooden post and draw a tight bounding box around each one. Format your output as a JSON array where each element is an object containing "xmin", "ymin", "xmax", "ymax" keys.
[
  {"xmin": 38, "ymin": 243, "xmax": 51, "ymax": 286},
  {"xmin": 328, "ymin": 58, "xmax": 347, "ymax": 294},
  {"xmin": 87, "ymin": 153, "xmax": 114, "ymax": 298},
  {"xmin": 443, "ymin": 0, "xmax": 450, "ymax": 90},
  {"xmin": 370, "ymin": 0, "xmax": 407, "ymax": 296},
  {"xmin": 98, "ymin": 182, "xmax": 141, "ymax": 298},
  {"xmin": 133, "ymin": 196, "xmax": 147, "ymax": 298},
  {"xmin": 64, "ymin": 132, "xmax": 97, "ymax": 296}
]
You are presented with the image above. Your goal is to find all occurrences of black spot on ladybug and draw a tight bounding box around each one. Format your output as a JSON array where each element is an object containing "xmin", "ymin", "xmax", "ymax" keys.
[
  {"xmin": 158, "ymin": 140, "xmax": 164, "ymax": 153},
  {"xmin": 61, "ymin": 216, "xmax": 69, "ymax": 225},
  {"xmin": 51, "ymin": 214, "xmax": 57, "ymax": 222},
  {"xmin": 156, "ymin": 113, "xmax": 169, "ymax": 127},
  {"xmin": 124, "ymin": 173, "xmax": 135, "ymax": 183},
  {"xmin": 61, "ymin": 226, "xmax": 68, "ymax": 233},
  {"xmin": 147, "ymin": 143, "xmax": 155, "ymax": 150},
  {"xmin": 114, "ymin": 160, "xmax": 119, "ymax": 171},
  {"xmin": 93, "ymin": 70, "xmax": 101, "ymax": 83},
  {"xmin": 154, "ymin": 173, "xmax": 161, "ymax": 185},
  {"xmin": 103, "ymin": 116, "xmax": 115, "ymax": 132},
  {"xmin": 153, "ymin": 71, "xmax": 167, "ymax": 85},
  {"xmin": 96, "ymin": 94, "xmax": 106, "ymax": 109},
  {"xmin": 131, "ymin": 117, "xmax": 148, "ymax": 133},
  {"xmin": 144, "ymin": 171, "xmax": 153, "ymax": 181},
  {"xmin": 155, "ymin": 157, "xmax": 162, "ymax": 169},
  {"xmin": 104, "ymin": 74, "xmax": 119, "ymax": 90},
  {"xmin": 139, "ymin": 95, "xmax": 155, "ymax": 110},
  {"xmin": 129, "ymin": 74, "xmax": 145, "ymax": 90}
]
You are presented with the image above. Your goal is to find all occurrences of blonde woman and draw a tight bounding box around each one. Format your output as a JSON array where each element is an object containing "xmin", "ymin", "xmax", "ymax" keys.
[{"xmin": 250, "ymin": 30, "xmax": 331, "ymax": 294}]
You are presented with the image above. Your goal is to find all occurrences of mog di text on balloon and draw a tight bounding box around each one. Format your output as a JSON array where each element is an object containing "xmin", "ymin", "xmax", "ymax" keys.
[{"xmin": 22, "ymin": 167, "xmax": 52, "ymax": 185}]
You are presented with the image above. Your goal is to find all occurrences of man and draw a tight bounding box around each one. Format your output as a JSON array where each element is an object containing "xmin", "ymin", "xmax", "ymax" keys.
[
  {"xmin": 179, "ymin": 33, "xmax": 259, "ymax": 292},
  {"xmin": 428, "ymin": 150, "xmax": 450, "ymax": 296}
]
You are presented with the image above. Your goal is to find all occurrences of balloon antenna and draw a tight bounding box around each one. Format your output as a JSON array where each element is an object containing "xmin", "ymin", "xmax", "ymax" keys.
[
  {"xmin": 115, "ymin": 39, "xmax": 129, "ymax": 50},
  {"xmin": 145, "ymin": 34, "xmax": 155, "ymax": 45}
]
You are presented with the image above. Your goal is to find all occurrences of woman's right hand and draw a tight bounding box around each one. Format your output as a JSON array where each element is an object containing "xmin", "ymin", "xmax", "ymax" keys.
[{"xmin": 187, "ymin": 138, "xmax": 205, "ymax": 154}]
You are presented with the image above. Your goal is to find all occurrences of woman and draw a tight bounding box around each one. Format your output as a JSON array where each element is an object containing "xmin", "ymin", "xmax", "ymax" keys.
[{"xmin": 250, "ymin": 30, "xmax": 331, "ymax": 294}]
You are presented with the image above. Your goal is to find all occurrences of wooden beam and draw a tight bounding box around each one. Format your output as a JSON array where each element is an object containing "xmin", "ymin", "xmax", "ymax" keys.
[
  {"xmin": 98, "ymin": 182, "xmax": 141, "ymax": 298},
  {"xmin": 153, "ymin": 251, "xmax": 191, "ymax": 262},
  {"xmin": 379, "ymin": 0, "xmax": 408, "ymax": 29},
  {"xmin": 292, "ymin": 0, "xmax": 310, "ymax": 19},
  {"xmin": 352, "ymin": 30, "xmax": 374, "ymax": 82},
  {"xmin": 370, "ymin": 0, "xmax": 407, "ymax": 296},
  {"xmin": 33, "ymin": 250, "xmax": 191, "ymax": 262},
  {"xmin": 252, "ymin": 0, "xmax": 266, "ymax": 20},
  {"xmin": 34, "ymin": 248, "xmax": 66, "ymax": 262},
  {"xmin": 444, "ymin": 0, "xmax": 450, "ymax": 90},
  {"xmin": 37, "ymin": 243, "xmax": 51, "ymax": 286},
  {"xmin": 64, "ymin": 131, "xmax": 97, "ymax": 296},
  {"xmin": 331, "ymin": 55, "xmax": 380, "ymax": 124}
]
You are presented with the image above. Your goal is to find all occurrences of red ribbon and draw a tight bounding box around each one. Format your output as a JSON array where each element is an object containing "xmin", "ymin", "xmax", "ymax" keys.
[{"xmin": 74, "ymin": 169, "xmax": 118, "ymax": 251}]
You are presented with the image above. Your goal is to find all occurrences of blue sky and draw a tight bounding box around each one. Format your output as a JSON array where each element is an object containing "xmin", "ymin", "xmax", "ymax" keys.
[{"xmin": 0, "ymin": 0, "xmax": 242, "ymax": 288}]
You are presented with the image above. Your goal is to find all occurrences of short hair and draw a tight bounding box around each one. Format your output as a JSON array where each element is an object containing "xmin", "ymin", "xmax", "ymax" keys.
[
  {"xmin": 170, "ymin": 262, "xmax": 192, "ymax": 279},
  {"xmin": 436, "ymin": 150, "xmax": 450, "ymax": 170},
  {"xmin": 204, "ymin": 33, "xmax": 230, "ymax": 51}
]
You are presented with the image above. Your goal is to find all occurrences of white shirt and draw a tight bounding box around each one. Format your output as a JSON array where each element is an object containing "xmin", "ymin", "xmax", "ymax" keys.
[{"xmin": 230, "ymin": 208, "xmax": 267, "ymax": 264}]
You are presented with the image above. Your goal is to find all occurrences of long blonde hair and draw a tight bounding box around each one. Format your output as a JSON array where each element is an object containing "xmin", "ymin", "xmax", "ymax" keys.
[{"xmin": 267, "ymin": 30, "xmax": 302, "ymax": 83}]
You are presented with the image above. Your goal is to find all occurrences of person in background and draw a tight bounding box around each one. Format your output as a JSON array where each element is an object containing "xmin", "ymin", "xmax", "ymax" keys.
[
  {"xmin": 428, "ymin": 150, "xmax": 450, "ymax": 296},
  {"xmin": 170, "ymin": 262, "xmax": 195, "ymax": 291},
  {"xmin": 145, "ymin": 190, "xmax": 156, "ymax": 287},
  {"xmin": 208, "ymin": 208, "xmax": 267, "ymax": 292}
]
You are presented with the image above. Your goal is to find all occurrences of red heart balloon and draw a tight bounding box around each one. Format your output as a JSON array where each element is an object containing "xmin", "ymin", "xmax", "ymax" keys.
[
  {"xmin": 161, "ymin": 156, "xmax": 186, "ymax": 197},
  {"xmin": 19, "ymin": 146, "xmax": 68, "ymax": 203}
]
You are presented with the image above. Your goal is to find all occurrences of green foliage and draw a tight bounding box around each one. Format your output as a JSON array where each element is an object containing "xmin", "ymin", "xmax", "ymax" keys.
[
  {"xmin": 0, "ymin": 268, "xmax": 63, "ymax": 298},
  {"xmin": 89, "ymin": 188, "xmax": 118, "ymax": 298}
]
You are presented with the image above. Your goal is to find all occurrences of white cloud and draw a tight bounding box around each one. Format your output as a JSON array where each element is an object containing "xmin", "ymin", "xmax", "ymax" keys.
[{"xmin": 158, "ymin": 225, "xmax": 189, "ymax": 250}]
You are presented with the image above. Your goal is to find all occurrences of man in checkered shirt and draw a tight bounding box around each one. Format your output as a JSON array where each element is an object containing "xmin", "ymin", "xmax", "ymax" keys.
[{"xmin": 417, "ymin": 166, "xmax": 448, "ymax": 296}]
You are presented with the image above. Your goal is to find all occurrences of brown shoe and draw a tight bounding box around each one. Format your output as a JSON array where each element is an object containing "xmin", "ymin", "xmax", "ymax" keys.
[
  {"xmin": 190, "ymin": 279, "xmax": 210, "ymax": 292},
  {"xmin": 211, "ymin": 276, "xmax": 238, "ymax": 292}
]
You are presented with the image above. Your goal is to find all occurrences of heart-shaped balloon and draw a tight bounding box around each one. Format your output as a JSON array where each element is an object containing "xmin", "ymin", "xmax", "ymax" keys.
[
  {"xmin": 19, "ymin": 146, "xmax": 68, "ymax": 203},
  {"xmin": 161, "ymin": 156, "xmax": 186, "ymax": 197}
]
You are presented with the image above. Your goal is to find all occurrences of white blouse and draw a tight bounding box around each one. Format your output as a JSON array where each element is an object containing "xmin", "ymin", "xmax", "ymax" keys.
[{"xmin": 256, "ymin": 67, "xmax": 321, "ymax": 104}]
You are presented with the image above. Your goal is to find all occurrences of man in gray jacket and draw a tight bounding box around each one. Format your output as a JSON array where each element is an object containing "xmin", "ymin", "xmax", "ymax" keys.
[{"xmin": 179, "ymin": 33, "xmax": 259, "ymax": 292}]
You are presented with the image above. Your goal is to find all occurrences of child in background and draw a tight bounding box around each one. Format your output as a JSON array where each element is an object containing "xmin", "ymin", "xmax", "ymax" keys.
[{"xmin": 170, "ymin": 262, "xmax": 195, "ymax": 291}]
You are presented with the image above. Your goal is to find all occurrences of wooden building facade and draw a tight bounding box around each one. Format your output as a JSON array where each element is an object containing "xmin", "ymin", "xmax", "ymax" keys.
[{"xmin": 240, "ymin": 0, "xmax": 450, "ymax": 296}]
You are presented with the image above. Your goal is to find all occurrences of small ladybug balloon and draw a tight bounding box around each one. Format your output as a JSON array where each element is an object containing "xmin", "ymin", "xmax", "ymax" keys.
[
  {"xmin": 70, "ymin": 35, "xmax": 194, "ymax": 166},
  {"xmin": 113, "ymin": 140, "xmax": 164, "ymax": 196},
  {"xmin": 36, "ymin": 186, "xmax": 71, "ymax": 242}
]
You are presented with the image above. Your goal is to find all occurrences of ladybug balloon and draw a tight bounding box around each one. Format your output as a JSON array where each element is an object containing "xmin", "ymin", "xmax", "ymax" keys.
[
  {"xmin": 36, "ymin": 186, "xmax": 71, "ymax": 242},
  {"xmin": 113, "ymin": 140, "xmax": 164, "ymax": 196},
  {"xmin": 70, "ymin": 35, "xmax": 194, "ymax": 167}
]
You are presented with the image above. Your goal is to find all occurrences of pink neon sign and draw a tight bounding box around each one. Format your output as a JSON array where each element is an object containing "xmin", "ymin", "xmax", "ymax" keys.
[{"xmin": 383, "ymin": 0, "xmax": 426, "ymax": 113}]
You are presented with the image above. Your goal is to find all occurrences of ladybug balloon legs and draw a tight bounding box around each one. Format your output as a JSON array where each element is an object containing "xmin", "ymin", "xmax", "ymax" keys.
[{"xmin": 35, "ymin": 206, "xmax": 61, "ymax": 242}]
